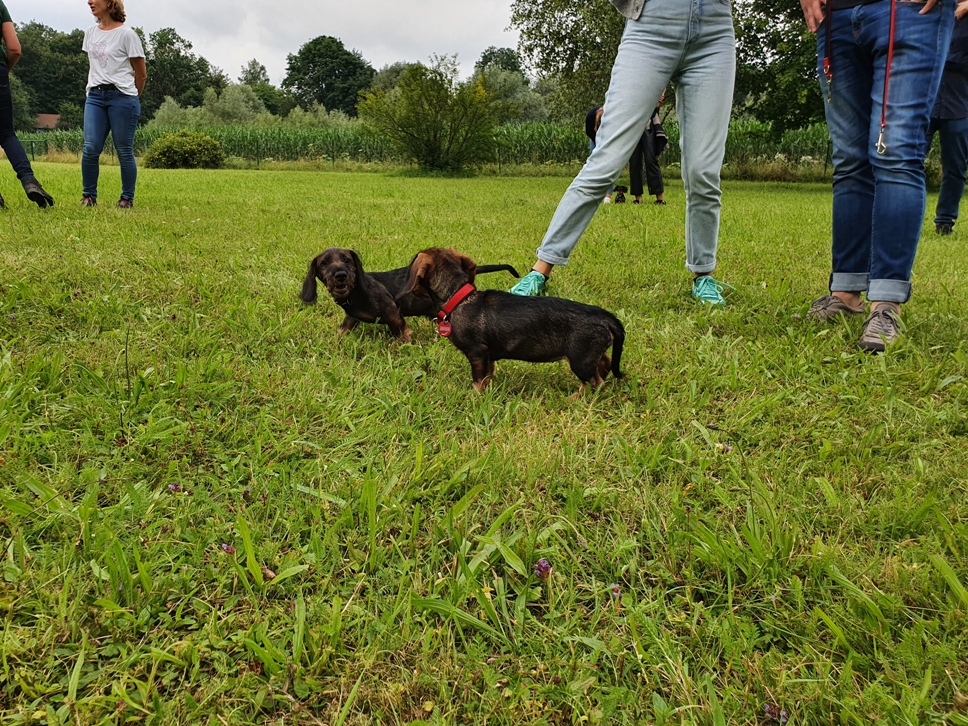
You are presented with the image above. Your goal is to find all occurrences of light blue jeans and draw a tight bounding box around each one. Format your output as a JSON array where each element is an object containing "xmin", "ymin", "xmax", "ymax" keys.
[{"xmin": 535, "ymin": 0, "xmax": 735, "ymax": 274}]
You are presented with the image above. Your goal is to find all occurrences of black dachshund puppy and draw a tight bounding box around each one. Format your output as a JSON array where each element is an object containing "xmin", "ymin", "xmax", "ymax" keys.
[
  {"xmin": 399, "ymin": 248, "xmax": 624, "ymax": 392},
  {"xmin": 301, "ymin": 248, "xmax": 519, "ymax": 342}
]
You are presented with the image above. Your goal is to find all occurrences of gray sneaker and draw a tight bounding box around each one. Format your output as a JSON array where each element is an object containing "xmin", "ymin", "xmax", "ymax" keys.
[
  {"xmin": 804, "ymin": 294, "xmax": 865, "ymax": 322},
  {"xmin": 859, "ymin": 306, "xmax": 901, "ymax": 353}
]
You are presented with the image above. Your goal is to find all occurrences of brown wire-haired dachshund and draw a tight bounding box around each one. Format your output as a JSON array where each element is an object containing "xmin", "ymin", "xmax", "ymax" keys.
[
  {"xmin": 399, "ymin": 248, "xmax": 625, "ymax": 392},
  {"xmin": 300, "ymin": 248, "xmax": 519, "ymax": 343}
]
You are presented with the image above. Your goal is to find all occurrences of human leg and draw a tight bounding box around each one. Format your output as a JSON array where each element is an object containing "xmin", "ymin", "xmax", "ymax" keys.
[
  {"xmin": 0, "ymin": 66, "xmax": 35, "ymax": 182},
  {"xmin": 629, "ymin": 136, "xmax": 646, "ymax": 200},
  {"xmin": 934, "ymin": 116, "xmax": 968, "ymax": 229},
  {"xmin": 674, "ymin": 0, "xmax": 735, "ymax": 276},
  {"xmin": 82, "ymin": 92, "xmax": 112, "ymax": 201},
  {"xmin": 864, "ymin": 0, "xmax": 953, "ymax": 304},
  {"xmin": 107, "ymin": 92, "xmax": 141, "ymax": 203},
  {"xmin": 815, "ymin": 7, "xmax": 877, "ymax": 310},
  {"xmin": 533, "ymin": 0, "xmax": 688, "ymax": 270},
  {"xmin": 643, "ymin": 129, "xmax": 665, "ymax": 200}
]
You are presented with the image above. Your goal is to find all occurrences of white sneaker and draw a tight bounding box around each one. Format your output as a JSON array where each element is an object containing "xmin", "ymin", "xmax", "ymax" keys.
[{"xmin": 603, "ymin": 196, "xmax": 612, "ymax": 204}]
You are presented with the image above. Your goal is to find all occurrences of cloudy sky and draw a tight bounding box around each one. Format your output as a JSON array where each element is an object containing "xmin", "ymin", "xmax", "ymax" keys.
[{"xmin": 5, "ymin": 0, "xmax": 521, "ymax": 84}]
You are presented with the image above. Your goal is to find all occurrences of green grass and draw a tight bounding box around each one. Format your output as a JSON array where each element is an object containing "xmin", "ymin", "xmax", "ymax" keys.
[{"xmin": 1, "ymin": 163, "xmax": 967, "ymax": 725}]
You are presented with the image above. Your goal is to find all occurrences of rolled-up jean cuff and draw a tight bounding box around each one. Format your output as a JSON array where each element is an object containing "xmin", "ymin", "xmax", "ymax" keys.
[
  {"xmin": 687, "ymin": 263, "xmax": 717, "ymax": 275},
  {"xmin": 537, "ymin": 250, "xmax": 571, "ymax": 267},
  {"xmin": 829, "ymin": 272, "xmax": 869, "ymax": 293},
  {"xmin": 867, "ymin": 279, "xmax": 912, "ymax": 303}
]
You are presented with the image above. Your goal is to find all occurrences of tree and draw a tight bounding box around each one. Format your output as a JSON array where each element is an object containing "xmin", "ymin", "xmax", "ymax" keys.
[
  {"xmin": 358, "ymin": 56, "xmax": 497, "ymax": 172},
  {"xmin": 475, "ymin": 67, "xmax": 549, "ymax": 124},
  {"xmin": 238, "ymin": 59, "xmax": 270, "ymax": 86},
  {"xmin": 476, "ymin": 47, "xmax": 525, "ymax": 76},
  {"xmin": 11, "ymin": 23, "xmax": 86, "ymax": 114},
  {"xmin": 202, "ymin": 85, "xmax": 267, "ymax": 124},
  {"xmin": 509, "ymin": 0, "xmax": 623, "ymax": 120},
  {"xmin": 9, "ymin": 74, "xmax": 37, "ymax": 130},
  {"xmin": 370, "ymin": 62, "xmax": 415, "ymax": 92},
  {"xmin": 733, "ymin": 0, "xmax": 823, "ymax": 135},
  {"xmin": 282, "ymin": 36, "xmax": 374, "ymax": 115},
  {"xmin": 142, "ymin": 28, "xmax": 223, "ymax": 119}
]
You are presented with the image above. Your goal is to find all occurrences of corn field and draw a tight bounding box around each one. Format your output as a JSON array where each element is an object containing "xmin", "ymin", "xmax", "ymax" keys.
[{"xmin": 20, "ymin": 119, "xmax": 840, "ymax": 167}]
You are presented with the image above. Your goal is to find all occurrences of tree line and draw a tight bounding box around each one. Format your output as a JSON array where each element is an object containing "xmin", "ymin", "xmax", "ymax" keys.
[{"xmin": 10, "ymin": 0, "xmax": 819, "ymax": 134}]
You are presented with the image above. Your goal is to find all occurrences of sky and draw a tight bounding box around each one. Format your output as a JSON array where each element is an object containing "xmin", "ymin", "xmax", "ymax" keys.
[{"xmin": 4, "ymin": 0, "xmax": 521, "ymax": 85}]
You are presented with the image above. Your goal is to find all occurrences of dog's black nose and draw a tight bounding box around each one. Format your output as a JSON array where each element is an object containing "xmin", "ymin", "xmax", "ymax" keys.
[{"xmin": 334, "ymin": 271, "xmax": 349, "ymax": 281}]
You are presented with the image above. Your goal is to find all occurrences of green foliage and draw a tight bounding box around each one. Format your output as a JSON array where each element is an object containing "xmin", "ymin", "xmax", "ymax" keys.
[
  {"xmin": 510, "ymin": 0, "xmax": 624, "ymax": 120},
  {"xmin": 10, "ymin": 22, "xmax": 87, "ymax": 115},
  {"xmin": 734, "ymin": 0, "xmax": 824, "ymax": 135},
  {"xmin": 1, "ymin": 166, "xmax": 967, "ymax": 723},
  {"xmin": 476, "ymin": 67, "xmax": 550, "ymax": 124},
  {"xmin": 8, "ymin": 72, "xmax": 37, "ymax": 131},
  {"xmin": 142, "ymin": 28, "xmax": 225, "ymax": 119},
  {"xmin": 476, "ymin": 46, "xmax": 525, "ymax": 75},
  {"xmin": 358, "ymin": 57, "xmax": 498, "ymax": 172},
  {"xmin": 238, "ymin": 58, "xmax": 270, "ymax": 86},
  {"xmin": 55, "ymin": 101, "xmax": 84, "ymax": 130},
  {"xmin": 142, "ymin": 130, "xmax": 225, "ymax": 169},
  {"xmin": 282, "ymin": 35, "xmax": 375, "ymax": 116}
]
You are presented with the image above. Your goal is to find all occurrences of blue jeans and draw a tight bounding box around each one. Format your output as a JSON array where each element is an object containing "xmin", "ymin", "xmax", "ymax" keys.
[
  {"xmin": 82, "ymin": 88, "xmax": 141, "ymax": 201},
  {"xmin": 818, "ymin": 0, "xmax": 954, "ymax": 303},
  {"xmin": 928, "ymin": 115, "xmax": 968, "ymax": 226},
  {"xmin": 536, "ymin": 0, "xmax": 735, "ymax": 273},
  {"xmin": 0, "ymin": 65, "xmax": 37, "ymax": 183}
]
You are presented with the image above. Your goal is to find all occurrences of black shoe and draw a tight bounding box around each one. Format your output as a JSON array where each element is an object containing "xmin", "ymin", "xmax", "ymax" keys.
[
  {"xmin": 22, "ymin": 179, "xmax": 54, "ymax": 208},
  {"xmin": 936, "ymin": 222, "xmax": 953, "ymax": 236},
  {"xmin": 0, "ymin": 191, "xmax": 5, "ymax": 209},
  {"xmin": 80, "ymin": 194, "xmax": 97, "ymax": 207},
  {"xmin": 654, "ymin": 199, "xmax": 667, "ymax": 205}
]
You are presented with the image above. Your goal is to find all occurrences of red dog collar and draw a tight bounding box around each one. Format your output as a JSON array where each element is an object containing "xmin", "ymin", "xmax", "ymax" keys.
[{"xmin": 435, "ymin": 283, "xmax": 475, "ymax": 337}]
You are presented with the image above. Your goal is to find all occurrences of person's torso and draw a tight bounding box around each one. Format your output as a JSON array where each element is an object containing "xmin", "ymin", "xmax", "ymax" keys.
[{"xmin": 83, "ymin": 25, "xmax": 143, "ymax": 95}]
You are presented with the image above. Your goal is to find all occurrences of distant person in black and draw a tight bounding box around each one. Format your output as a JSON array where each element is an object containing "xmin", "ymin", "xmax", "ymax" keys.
[
  {"xmin": 929, "ymin": 12, "xmax": 968, "ymax": 235},
  {"xmin": 585, "ymin": 97, "xmax": 667, "ymax": 205}
]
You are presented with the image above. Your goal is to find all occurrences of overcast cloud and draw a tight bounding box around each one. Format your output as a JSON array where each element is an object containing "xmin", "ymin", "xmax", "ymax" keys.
[{"xmin": 4, "ymin": 0, "xmax": 521, "ymax": 85}]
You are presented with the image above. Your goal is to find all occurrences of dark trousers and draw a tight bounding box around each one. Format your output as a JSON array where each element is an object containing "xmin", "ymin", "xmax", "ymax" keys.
[
  {"xmin": 629, "ymin": 130, "xmax": 664, "ymax": 197},
  {"xmin": 0, "ymin": 65, "xmax": 36, "ymax": 182},
  {"xmin": 928, "ymin": 115, "xmax": 968, "ymax": 226}
]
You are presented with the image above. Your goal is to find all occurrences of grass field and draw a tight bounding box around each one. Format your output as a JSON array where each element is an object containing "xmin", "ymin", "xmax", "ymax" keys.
[{"xmin": 1, "ymin": 163, "xmax": 967, "ymax": 725}]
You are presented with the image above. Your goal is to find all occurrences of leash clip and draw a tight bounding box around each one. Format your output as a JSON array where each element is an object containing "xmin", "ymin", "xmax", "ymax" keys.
[{"xmin": 876, "ymin": 127, "xmax": 887, "ymax": 155}]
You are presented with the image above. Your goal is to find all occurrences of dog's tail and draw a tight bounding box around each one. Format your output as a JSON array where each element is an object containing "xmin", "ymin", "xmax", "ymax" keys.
[
  {"xmin": 476, "ymin": 264, "xmax": 521, "ymax": 278},
  {"xmin": 300, "ymin": 260, "xmax": 318, "ymax": 304},
  {"xmin": 609, "ymin": 316, "xmax": 625, "ymax": 379}
]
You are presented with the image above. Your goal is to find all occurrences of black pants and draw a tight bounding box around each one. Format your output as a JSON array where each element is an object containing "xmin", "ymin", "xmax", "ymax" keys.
[
  {"xmin": 0, "ymin": 65, "xmax": 35, "ymax": 182},
  {"xmin": 629, "ymin": 130, "xmax": 663, "ymax": 198}
]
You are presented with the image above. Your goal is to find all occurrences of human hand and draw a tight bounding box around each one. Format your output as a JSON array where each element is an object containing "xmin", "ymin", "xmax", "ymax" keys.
[
  {"xmin": 920, "ymin": 0, "xmax": 939, "ymax": 14},
  {"xmin": 800, "ymin": 0, "xmax": 825, "ymax": 33},
  {"xmin": 956, "ymin": 0, "xmax": 968, "ymax": 20}
]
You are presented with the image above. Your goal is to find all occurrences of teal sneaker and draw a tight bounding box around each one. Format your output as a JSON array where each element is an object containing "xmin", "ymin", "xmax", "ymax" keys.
[
  {"xmin": 692, "ymin": 275, "xmax": 732, "ymax": 307},
  {"xmin": 509, "ymin": 270, "xmax": 547, "ymax": 296}
]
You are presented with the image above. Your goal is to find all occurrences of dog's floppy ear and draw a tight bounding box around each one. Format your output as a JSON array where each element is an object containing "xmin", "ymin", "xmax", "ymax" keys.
[
  {"xmin": 399, "ymin": 251, "xmax": 434, "ymax": 299},
  {"xmin": 349, "ymin": 249, "xmax": 365, "ymax": 273},
  {"xmin": 459, "ymin": 253, "xmax": 477, "ymax": 284},
  {"xmin": 300, "ymin": 255, "xmax": 320, "ymax": 303}
]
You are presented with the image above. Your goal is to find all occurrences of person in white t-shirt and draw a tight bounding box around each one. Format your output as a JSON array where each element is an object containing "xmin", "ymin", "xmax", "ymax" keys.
[{"xmin": 81, "ymin": 0, "xmax": 146, "ymax": 208}]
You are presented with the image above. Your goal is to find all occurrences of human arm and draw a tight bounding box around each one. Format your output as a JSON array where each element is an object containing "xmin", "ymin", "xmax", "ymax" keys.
[
  {"xmin": 2, "ymin": 21, "xmax": 21, "ymax": 69},
  {"xmin": 800, "ymin": 0, "xmax": 825, "ymax": 34},
  {"xmin": 957, "ymin": 0, "xmax": 968, "ymax": 21},
  {"xmin": 131, "ymin": 56, "xmax": 146, "ymax": 95}
]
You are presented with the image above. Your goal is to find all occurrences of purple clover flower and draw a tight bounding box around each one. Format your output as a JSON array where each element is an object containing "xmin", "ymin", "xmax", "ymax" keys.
[
  {"xmin": 764, "ymin": 703, "xmax": 788, "ymax": 724},
  {"xmin": 609, "ymin": 583, "xmax": 622, "ymax": 600},
  {"xmin": 533, "ymin": 558, "xmax": 553, "ymax": 583},
  {"xmin": 221, "ymin": 543, "xmax": 236, "ymax": 555}
]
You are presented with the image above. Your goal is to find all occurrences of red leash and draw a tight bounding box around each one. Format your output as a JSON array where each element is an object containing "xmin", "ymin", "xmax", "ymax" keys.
[{"xmin": 435, "ymin": 283, "xmax": 475, "ymax": 337}]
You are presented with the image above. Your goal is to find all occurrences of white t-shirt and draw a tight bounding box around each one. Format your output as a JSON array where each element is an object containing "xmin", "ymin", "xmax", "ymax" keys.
[{"xmin": 83, "ymin": 25, "xmax": 145, "ymax": 96}]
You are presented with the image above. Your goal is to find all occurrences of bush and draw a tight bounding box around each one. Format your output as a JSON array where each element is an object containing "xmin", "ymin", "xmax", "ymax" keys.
[{"xmin": 143, "ymin": 130, "xmax": 225, "ymax": 169}]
